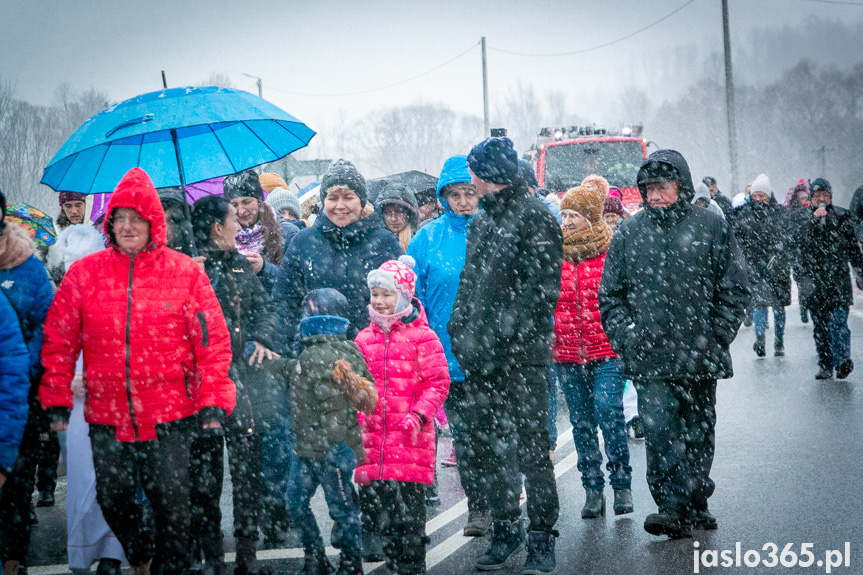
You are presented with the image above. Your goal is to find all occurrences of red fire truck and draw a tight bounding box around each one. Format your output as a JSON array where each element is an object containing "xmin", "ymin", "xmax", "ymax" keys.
[{"xmin": 523, "ymin": 125, "xmax": 648, "ymax": 211}]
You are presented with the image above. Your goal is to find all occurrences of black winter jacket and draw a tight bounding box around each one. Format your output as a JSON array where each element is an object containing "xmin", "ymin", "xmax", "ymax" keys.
[
  {"xmin": 448, "ymin": 180, "xmax": 563, "ymax": 375},
  {"xmin": 273, "ymin": 209, "xmax": 402, "ymax": 355},
  {"xmin": 732, "ymin": 200, "xmax": 792, "ymax": 307},
  {"xmin": 793, "ymin": 204, "xmax": 863, "ymax": 312},
  {"xmin": 201, "ymin": 247, "xmax": 276, "ymax": 434},
  {"xmin": 599, "ymin": 149, "xmax": 750, "ymax": 380}
]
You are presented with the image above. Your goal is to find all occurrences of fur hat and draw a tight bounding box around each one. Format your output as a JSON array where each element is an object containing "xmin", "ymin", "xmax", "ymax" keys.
[
  {"xmin": 367, "ymin": 255, "xmax": 417, "ymax": 312},
  {"xmin": 580, "ymin": 174, "xmax": 610, "ymax": 197},
  {"xmin": 259, "ymin": 173, "xmax": 288, "ymax": 193},
  {"xmin": 58, "ymin": 224, "xmax": 106, "ymax": 270},
  {"xmin": 223, "ymin": 169, "xmax": 265, "ymax": 202},
  {"xmin": 603, "ymin": 195, "xmax": 625, "ymax": 216},
  {"xmin": 561, "ymin": 185, "xmax": 605, "ymax": 225},
  {"xmin": 750, "ymin": 173, "xmax": 772, "ymax": 195},
  {"xmin": 467, "ymin": 137, "xmax": 519, "ymax": 185},
  {"xmin": 266, "ymin": 187, "xmax": 302, "ymax": 219},
  {"xmin": 59, "ymin": 191, "xmax": 87, "ymax": 206},
  {"xmin": 320, "ymin": 159, "xmax": 369, "ymax": 207}
]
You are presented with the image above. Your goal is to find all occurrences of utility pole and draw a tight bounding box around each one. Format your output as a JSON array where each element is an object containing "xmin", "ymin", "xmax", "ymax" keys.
[
  {"xmin": 161, "ymin": 70, "xmax": 168, "ymax": 89},
  {"xmin": 817, "ymin": 145, "xmax": 827, "ymax": 176},
  {"xmin": 721, "ymin": 0, "xmax": 739, "ymax": 195},
  {"xmin": 481, "ymin": 37, "xmax": 490, "ymax": 138},
  {"xmin": 242, "ymin": 73, "xmax": 263, "ymax": 98}
]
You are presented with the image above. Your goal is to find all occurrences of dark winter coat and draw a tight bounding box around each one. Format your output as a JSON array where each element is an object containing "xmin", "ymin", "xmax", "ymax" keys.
[
  {"xmin": 850, "ymin": 184, "xmax": 863, "ymax": 243},
  {"xmin": 200, "ymin": 247, "xmax": 276, "ymax": 435},
  {"xmin": 273, "ymin": 208, "xmax": 402, "ymax": 354},
  {"xmin": 713, "ymin": 192, "xmax": 734, "ymax": 216},
  {"xmin": 448, "ymin": 180, "xmax": 563, "ymax": 374},
  {"xmin": 599, "ymin": 149, "xmax": 750, "ymax": 381},
  {"xmin": 272, "ymin": 333, "xmax": 370, "ymax": 462},
  {"xmin": 732, "ymin": 200, "xmax": 792, "ymax": 307},
  {"xmin": 793, "ymin": 204, "xmax": 863, "ymax": 312},
  {"xmin": 0, "ymin": 291, "xmax": 29, "ymax": 476}
]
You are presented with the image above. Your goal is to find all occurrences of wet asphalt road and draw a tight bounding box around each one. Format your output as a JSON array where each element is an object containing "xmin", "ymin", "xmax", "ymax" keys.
[{"xmin": 27, "ymin": 297, "xmax": 863, "ymax": 575}]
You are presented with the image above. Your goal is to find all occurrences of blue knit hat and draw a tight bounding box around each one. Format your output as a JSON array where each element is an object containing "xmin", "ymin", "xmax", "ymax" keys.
[{"xmin": 467, "ymin": 137, "xmax": 519, "ymax": 185}]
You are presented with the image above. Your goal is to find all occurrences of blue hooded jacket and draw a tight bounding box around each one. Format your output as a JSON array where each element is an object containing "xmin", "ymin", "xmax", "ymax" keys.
[
  {"xmin": 0, "ymin": 290, "xmax": 29, "ymax": 476},
  {"xmin": 406, "ymin": 156, "xmax": 475, "ymax": 382}
]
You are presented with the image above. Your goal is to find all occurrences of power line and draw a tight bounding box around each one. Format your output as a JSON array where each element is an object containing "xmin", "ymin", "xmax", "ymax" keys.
[
  {"xmin": 262, "ymin": 42, "xmax": 480, "ymax": 98},
  {"xmin": 489, "ymin": 0, "xmax": 699, "ymax": 58}
]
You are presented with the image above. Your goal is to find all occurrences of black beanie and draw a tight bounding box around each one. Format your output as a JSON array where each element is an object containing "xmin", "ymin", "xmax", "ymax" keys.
[
  {"xmin": 320, "ymin": 159, "xmax": 369, "ymax": 207},
  {"xmin": 223, "ymin": 169, "xmax": 265, "ymax": 202},
  {"xmin": 519, "ymin": 159, "xmax": 538, "ymax": 188},
  {"xmin": 467, "ymin": 137, "xmax": 519, "ymax": 185},
  {"xmin": 809, "ymin": 178, "xmax": 832, "ymax": 199}
]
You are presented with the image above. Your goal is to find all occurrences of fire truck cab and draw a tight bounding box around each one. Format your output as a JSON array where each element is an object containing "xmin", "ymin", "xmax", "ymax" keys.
[{"xmin": 523, "ymin": 124, "xmax": 648, "ymax": 211}]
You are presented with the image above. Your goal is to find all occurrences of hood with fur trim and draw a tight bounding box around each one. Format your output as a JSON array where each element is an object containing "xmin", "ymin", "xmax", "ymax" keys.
[{"xmin": 104, "ymin": 168, "xmax": 167, "ymax": 250}]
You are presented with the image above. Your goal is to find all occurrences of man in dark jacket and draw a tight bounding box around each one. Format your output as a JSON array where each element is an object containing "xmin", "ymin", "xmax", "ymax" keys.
[
  {"xmin": 794, "ymin": 178, "xmax": 863, "ymax": 380},
  {"xmin": 849, "ymin": 183, "xmax": 863, "ymax": 244},
  {"xmin": 449, "ymin": 137, "xmax": 563, "ymax": 574},
  {"xmin": 600, "ymin": 150, "xmax": 749, "ymax": 538},
  {"xmin": 703, "ymin": 176, "xmax": 733, "ymax": 216}
]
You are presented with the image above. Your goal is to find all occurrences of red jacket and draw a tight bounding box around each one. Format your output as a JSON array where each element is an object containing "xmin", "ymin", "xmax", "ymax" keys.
[
  {"xmin": 40, "ymin": 168, "xmax": 235, "ymax": 442},
  {"xmin": 354, "ymin": 303, "xmax": 450, "ymax": 485},
  {"xmin": 552, "ymin": 253, "xmax": 617, "ymax": 364}
]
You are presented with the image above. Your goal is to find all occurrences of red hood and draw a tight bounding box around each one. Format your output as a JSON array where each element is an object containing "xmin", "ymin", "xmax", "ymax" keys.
[{"xmin": 104, "ymin": 168, "xmax": 167, "ymax": 249}]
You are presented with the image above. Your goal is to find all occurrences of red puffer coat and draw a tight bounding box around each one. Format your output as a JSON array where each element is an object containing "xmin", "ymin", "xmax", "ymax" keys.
[
  {"xmin": 553, "ymin": 252, "xmax": 617, "ymax": 364},
  {"xmin": 354, "ymin": 302, "xmax": 450, "ymax": 485},
  {"xmin": 40, "ymin": 168, "xmax": 235, "ymax": 442}
]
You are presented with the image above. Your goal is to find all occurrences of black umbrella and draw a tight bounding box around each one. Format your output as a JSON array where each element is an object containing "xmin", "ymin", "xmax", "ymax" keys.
[{"xmin": 368, "ymin": 170, "xmax": 438, "ymax": 205}]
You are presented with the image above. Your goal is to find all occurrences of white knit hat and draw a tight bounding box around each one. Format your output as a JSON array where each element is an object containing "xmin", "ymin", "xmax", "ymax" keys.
[
  {"xmin": 750, "ymin": 173, "xmax": 772, "ymax": 195},
  {"xmin": 265, "ymin": 187, "xmax": 302, "ymax": 219}
]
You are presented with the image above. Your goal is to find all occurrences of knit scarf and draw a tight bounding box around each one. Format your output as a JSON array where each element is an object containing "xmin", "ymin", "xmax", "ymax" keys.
[
  {"xmin": 368, "ymin": 303, "xmax": 413, "ymax": 334},
  {"xmin": 562, "ymin": 220, "xmax": 612, "ymax": 264},
  {"xmin": 0, "ymin": 226, "xmax": 35, "ymax": 270},
  {"xmin": 235, "ymin": 222, "xmax": 265, "ymax": 255}
]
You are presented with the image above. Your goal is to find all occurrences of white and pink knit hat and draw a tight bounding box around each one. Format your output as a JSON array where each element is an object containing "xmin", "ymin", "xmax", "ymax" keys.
[{"xmin": 367, "ymin": 255, "xmax": 417, "ymax": 312}]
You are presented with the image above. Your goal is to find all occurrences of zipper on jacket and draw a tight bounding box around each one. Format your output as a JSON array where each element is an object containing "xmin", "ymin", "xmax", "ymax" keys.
[
  {"xmin": 379, "ymin": 333, "xmax": 390, "ymax": 480},
  {"xmin": 577, "ymin": 264, "xmax": 586, "ymax": 362},
  {"xmin": 125, "ymin": 254, "xmax": 140, "ymax": 441}
]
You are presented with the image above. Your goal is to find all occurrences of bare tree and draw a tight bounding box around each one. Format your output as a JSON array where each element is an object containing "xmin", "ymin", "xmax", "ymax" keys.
[{"xmin": 199, "ymin": 72, "xmax": 234, "ymax": 88}]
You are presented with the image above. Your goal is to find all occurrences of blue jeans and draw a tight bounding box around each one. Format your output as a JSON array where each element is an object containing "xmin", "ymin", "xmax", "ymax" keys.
[
  {"xmin": 753, "ymin": 305, "xmax": 786, "ymax": 340},
  {"xmin": 811, "ymin": 306, "xmax": 851, "ymax": 369},
  {"xmin": 286, "ymin": 442, "xmax": 362, "ymax": 558},
  {"xmin": 555, "ymin": 359, "xmax": 631, "ymax": 490}
]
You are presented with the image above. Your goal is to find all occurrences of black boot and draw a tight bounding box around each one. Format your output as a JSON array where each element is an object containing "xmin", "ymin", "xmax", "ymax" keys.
[
  {"xmin": 96, "ymin": 559, "xmax": 123, "ymax": 575},
  {"xmin": 475, "ymin": 519, "xmax": 525, "ymax": 571},
  {"xmin": 816, "ymin": 367, "xmax": 833, "ymax": 380},
  {"xmin": 37, "ymin": 489, "xmax": 55, "ymax": 507},
  {"xmin": 644, "ymin": 511, "xmax": 691, "ymax": 539},
  {"xmin": 521, "ymin": 530, "xmax": 557, "ymax": 575},
  {"xmin": 774, "ymin": 339, "xmax": 785, "ymax": 357},
  {"xmin": 753, "ymin": 335, "xmax": 766, "ymax": 357},
  {"xmin": 691, "ymin": 509, "xmax": 718, "ymax": 530},
  {"xmin": 300, "ymin": 551, "xmax": 333, "ymax": 575},
  {"xmin": 581, "ymin": 490, "xmax": 604, "ymax": 519},
  {"xmin": 613, "ymin": 488, "xmax": 633, "ymax": 515},
  {"xmin": 836, "ymin": 359, "xmax": 854, "ymax": 380}
]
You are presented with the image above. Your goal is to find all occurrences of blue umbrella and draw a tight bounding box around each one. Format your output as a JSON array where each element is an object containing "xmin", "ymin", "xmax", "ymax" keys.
[{"xmin": 41, "ymin": 86, "xmax": 315, "ymax": 195}]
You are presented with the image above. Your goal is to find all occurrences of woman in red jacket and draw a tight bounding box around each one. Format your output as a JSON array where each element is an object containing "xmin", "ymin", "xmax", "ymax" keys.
[
  {"xmin": 553, "ymin": 185, "xmax": 632, "ymax": 521},
  {"xmin": 39, "ymin": 168, "xmax": 235, "ymax": 575},
  {"xmin": 355, "ymin": 256, "xmax": 450, "ymax": 575}
]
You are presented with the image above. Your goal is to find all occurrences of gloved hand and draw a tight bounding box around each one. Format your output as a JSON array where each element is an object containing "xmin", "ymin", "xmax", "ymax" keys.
[{"xmin": 398, "ymin": 412, "xmax": 423, "ymax": 440}]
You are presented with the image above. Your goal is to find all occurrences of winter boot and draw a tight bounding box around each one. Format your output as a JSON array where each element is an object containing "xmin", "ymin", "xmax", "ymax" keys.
[
  {"xmin": 628, "ymin": 417, "xmax": 644, "ymax": 439},
  {"xmin": 475, "ymin": 519, "xmax": 525, "ymax": 571},
  {"xmin": 95, "ymin": 559, "xmax": 123, "ymax": 575},
  {"xmin": 440, "ymin": 444, "xmax": 457, "ymax": 467},
  {"xmin": 691, "ymin": 509, "xmax": 718, "ymax": 530},
  {"xmin": 335, "ymin": 553, "xmax": 363, "ymax": 575},
  {"xmin": 300, "ymin": 551, "xmax": 333, "ymax": 575},
  {"xmin": 753, "ymin": 335, "xmax": 766, "ymax": 357},
  {"xmin": 815, "ymin": 367, "xmax": 833, "ymax": 380},
  {"xmin": 361, "ymin": 530, "xmax": 385, "ymax": 562},
  {"xmin": 774, "ymin": 338, "xmax": 785, "ymax": 357},
  {"xmin": 521, "ymin": 530, "xmax": 557, "ymax": 575},
  {"xmin": 581, "ymin": 490, "xmax": 605, "ymax": 519},
  {"xmin": 644, "ymin": 511, "xmax": 691, "ymax": 539},
  {"xmin": 464, "ymin": 509, "xmax": 491, "ymax": 536},
  {"xmin": 233, "ymin": 538, "xmax": 257, "ymax": 575},
  {"xmin": 613, "ymin": 488, "xmax": 633, "ymax": 515},
  {"xmin": 836, "ymin": 359, "xmax": 854, "ymax": 380},
  {"xmin": 37, "ymin": 489, "xmax": 55, "ymax": 507}
]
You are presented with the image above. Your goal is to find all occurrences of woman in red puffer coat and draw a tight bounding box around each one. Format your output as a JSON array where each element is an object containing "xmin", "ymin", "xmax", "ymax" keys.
[
  {"xmin": 355, "ymin": 255, "xmax": 449, "ymax": 575},
  {"xmin": 552, "ymin": 185, "xmax": 632, "ymax": 523},
  {"xmin": 39, "ymin": 167, "xmax": 234, "ymax": 575}
]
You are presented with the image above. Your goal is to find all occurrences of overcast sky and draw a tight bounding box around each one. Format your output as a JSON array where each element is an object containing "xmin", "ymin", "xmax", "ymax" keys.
[{"xmin": 2, "ymin": 0, "xmax": 861, "ymax": 137}]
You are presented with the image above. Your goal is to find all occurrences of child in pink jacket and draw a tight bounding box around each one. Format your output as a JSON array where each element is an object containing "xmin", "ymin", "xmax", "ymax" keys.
[{"xmin": 354, "ymin": 256, "xmax": 450, "ymax": 575}]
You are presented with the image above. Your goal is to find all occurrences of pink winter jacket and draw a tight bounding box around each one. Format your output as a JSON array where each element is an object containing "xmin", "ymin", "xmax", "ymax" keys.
[{"xmin": 354, "ymin": 302, "xmax": 450, "ymax": 485}]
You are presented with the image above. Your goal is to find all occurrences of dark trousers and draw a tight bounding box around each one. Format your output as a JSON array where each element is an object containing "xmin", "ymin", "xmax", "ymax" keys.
[
  {"xmin": 0, "ymin": 416, "xmax": 40, "ymax": 564},
  {"xmin": 460, "ymin": 365, "xmax": 559, "ymax": 532},
  {"xmin": 445, "ymin": 383, "xmax": 488, "ymax": 515},
  {"xmin": 635, "ymin": 378, "xmax": 717, "ymax": 516},
  {"xmin": 259, "ymin": 415, "xmax": 293, "ymax": 542},
  {"xmin": 811, "ymin": 306, "xmax": 851, "ymax": 370},
  {"xmin": 35, "ymin": 429, "xmax": 61, "ymax": 493},
  {"xmin": 189, "ymin": 432, "xmax": 261, "ymax": 564},
  {"xmin": 89, "ymin": 417, "xmax": 195, "ymax": 575},
  {"xmin": 360, "ymin": 481, "xmax": 427, "ymax": 572}
]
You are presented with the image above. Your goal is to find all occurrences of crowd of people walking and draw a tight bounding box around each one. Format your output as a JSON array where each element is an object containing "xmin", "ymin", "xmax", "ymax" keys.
[{"xmin": 1, "ymin": 135, "xmax": 862, "ymax": 575}]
